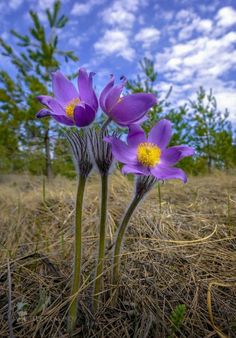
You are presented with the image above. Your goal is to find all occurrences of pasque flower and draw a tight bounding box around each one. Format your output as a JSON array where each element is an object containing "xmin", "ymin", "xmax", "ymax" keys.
[
  {"xmin": 99, "ymin": 75, "xmax": 157, "ymax": 126},
  {"xmin": 108, "ymin": 120, "xmax": 194, "ymax": 301},
  {"xmin": 36, "ymin": 68, "xmax": 98, "ymax": 127},
  {"xmin": 105, "ymin": 119, "xmax": 195, "ymax": 182}
]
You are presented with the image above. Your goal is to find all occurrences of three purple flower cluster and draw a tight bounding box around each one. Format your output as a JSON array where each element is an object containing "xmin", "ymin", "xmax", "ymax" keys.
[
  {"xmin": 37, "ymin": 68, "xmax": 194, "ymax": 182},
  {"xmin": 36, "ymin": 68, "xmax": 195, "ymax": 326}
]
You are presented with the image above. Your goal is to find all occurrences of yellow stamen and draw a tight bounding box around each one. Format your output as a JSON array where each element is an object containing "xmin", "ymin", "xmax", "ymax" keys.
[
  {"xmin": 65, "ymin": 98, "xmax": 80, "ymax": 119},
  {"xmin": 137, "ymin": 142, "xmax": 161, "ymax": 167}
]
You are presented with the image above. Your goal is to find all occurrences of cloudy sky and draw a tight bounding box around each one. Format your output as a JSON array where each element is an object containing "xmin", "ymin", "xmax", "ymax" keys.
[{"xmin": 1, "ymin": 0, "xmax": 236, "ymax": 123}]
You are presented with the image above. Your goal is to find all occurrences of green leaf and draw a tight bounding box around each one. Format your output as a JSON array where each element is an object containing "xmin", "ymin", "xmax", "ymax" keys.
[
  {"xmin": 52, "ymin": 0, "xmax": 61, "ymax": 26},
  {"xmin": 29, "ymin": 10, "xmax": 42, "ymax": 31},
  {"xmin": 0, "ymin": 38, "xmax": 13, "ymax": 55},
  {"xmin": 56, "ymin": 15, "xmax": 68, "ymax": 28},
  {"xmin": 46, "ymin": 9, "xmax": 53, "ymax": 27}
]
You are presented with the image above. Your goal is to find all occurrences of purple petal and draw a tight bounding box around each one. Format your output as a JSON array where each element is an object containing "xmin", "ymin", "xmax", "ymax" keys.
[
  {"xmin": 78, "ymin": 68, "xmax": 98, "ymax": 111},
  {"xmin": 111, "ymin": 93, "xmax": 157, "ymax": 126},
  {"xmin": 52, "ymin": 71, "xmax": 78, "ymax": 105},
  {"xmin": 36, "ymin": 109, "xmax": 51, "ymax": 118},
  {"xmin": 73, "ymin": 103, "xmax": 96, "ymax": 127},
  {"xmin": 148, "ymin": 119, "xmax": 172, "ymax": 149},
  {"xmin": 122, "ymin": 163, "xmax": 150, "ymax": 175},
  {"xmin": 99, "ymin": 75, "xmax": 115, "ymax": 113},
  {"xmin": 104, "ymin": 137, "xmax": 137, "ymax": 164},
  {"xmin": 127, "ymin": 125, "xmax": 146, "ymax": 147},
  {"xmin": 37, "ymin": 95, "xmax": 65, "ymax": 115},
  {"xmin": 161, "ymin": 146, "xmax": 195, "ymax": 166},
  {"xmin": 36, "ymin": 106, "xmax": 74, "ymax": 126},
  {"xmin": 151, "ymin": 165, "xmax": 187, "ymax": 183},
  {"xmin": 51, "ymin": 114, "xmax": 75, "ymax": 126},
  {"xmin": 104, "ymin": 77, "xmax": 126, "ymax": 113}
]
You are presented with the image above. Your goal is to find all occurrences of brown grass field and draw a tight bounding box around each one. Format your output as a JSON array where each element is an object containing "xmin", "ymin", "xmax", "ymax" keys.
[{"xmin": 0, "ymin": 172, "xmax": 236, "ymax": 337}]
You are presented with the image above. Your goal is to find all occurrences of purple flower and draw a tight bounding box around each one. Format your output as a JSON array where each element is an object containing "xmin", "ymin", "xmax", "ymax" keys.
[
  {"xmin": 99, "ymin": 75, "xmax": 157, "ymax": 126},
  {"xmin": 105, "ymin": 119, "xmax": 195, "ymax": 183},
  {"xmin": 36, "ymin": 68, "xmax": 98, "ymax": 127}
]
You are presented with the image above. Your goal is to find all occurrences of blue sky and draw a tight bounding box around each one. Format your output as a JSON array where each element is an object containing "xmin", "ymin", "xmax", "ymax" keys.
[{"xmin": 1, "ymin": 0, "xmax": 236, "ymax": 123}]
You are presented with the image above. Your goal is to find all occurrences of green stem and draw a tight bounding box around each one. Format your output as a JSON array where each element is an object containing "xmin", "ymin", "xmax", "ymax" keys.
[
  {"xmin": 101, "ymin": 116, "xmax": 112, "ymax": 132},
  {"xmin": 68, "ymin": 176, "xmax": 86, "ymax": 333},
  {"xmin": 93, "ymin": 174, "xmax": 109, "ymax": 311},
  {"xmin": 112, "ymin": 194, "xmax": 143, "ymax": 297}
]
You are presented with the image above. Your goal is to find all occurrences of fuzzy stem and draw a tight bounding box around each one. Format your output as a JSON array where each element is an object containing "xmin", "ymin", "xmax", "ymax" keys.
[
  {"xmin": 112, "ymin": 194, "xmax": 143, "ymax": 300},
  {"xmin": 68, "ymin": 175, "xmax": 86, "ymax": 333},
  {"xmin": 93, "ymin": 174, "xmax": 109, "ymax": 311},
  {"xmin": 101, "ymin": 116, "xmax": 112, "ymax": 132}
]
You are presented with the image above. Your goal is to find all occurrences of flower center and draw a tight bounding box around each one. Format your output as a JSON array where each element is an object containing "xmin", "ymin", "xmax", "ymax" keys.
[
  {"xmin": 65, "ymin": 98, "xmax": 80, "ymax": 119},
  {"xmin": 137, "ymin": 142, "xmax": 161, "ymax": 167}
]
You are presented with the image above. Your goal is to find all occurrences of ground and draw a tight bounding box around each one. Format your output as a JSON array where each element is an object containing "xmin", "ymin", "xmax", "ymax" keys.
[{"xmin": 0, "ymin": 172, "xmax": 236, "ymax": 337}]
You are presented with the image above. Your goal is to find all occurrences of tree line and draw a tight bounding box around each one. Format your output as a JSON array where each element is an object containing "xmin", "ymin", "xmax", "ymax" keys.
[{"xmin": 0, "ymin": 2, "xmax": 235, "ymax": 178}]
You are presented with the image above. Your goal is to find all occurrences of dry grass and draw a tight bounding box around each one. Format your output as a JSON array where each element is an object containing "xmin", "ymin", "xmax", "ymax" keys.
[{"xmin": 0, "ymin": 172, "xmax": 236, "ymax": 337}]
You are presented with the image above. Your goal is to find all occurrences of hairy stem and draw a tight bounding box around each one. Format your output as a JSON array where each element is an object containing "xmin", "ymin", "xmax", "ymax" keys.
[
  {"xmin": 93, "ymin": 174, "xmax": 109, "ymax": 311},
  {"xmin": 112, "ymin": 194, "xmax": 143, "ymax": 300},
  {"xmin": 68, "ymin": 176, "xmax": 86, "ymax": 333},
  {"xmin": 101, "ymin": 116, "xmax": 112, "ymax": 132}
]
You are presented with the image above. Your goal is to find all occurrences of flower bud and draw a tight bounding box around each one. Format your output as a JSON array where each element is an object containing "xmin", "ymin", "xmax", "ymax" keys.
[
  {"xmin": 87, "ymin": 128, "xmax": 114, "ymax": 176},
  {"xmin": 65, "ymin": 129, "xmax": 93, "ymax": 178},
  {"xmin": 135, "ymin": 175, "xmax": 157, "ymax": 199}
]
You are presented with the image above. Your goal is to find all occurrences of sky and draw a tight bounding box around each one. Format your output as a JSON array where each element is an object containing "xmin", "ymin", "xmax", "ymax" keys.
[{"xmin": 1, "ymin": 0, "xmax": 236, "ymax": 123}]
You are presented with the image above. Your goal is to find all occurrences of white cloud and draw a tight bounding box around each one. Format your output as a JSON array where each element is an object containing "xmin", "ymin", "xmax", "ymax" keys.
[
  {"xmin": 198, "ymin": 1, "xmax": 221, "ymax": 14},
  {"xmin": 175, "ymin": 9, "xmax": 192, "ymax": 21},
  {"xmin": 156, "ymin": 8, "xmax": 236, "ymax": 121},
  {"xmin": 162, "ymin": 11, "xmax": 174, "ymax": 21},
  {"xmin": 158, "ymin": 32, "xmax": 236, "ymax": 81},
  {"xmin": 178, "ymin": 24, "xmax": 195, "ymax": 40},
  {"xmin": 179, "ymin": 18, "xmax": 212, "ymax": 40},
  {"xmin": 71, "ymin": 0, "xmax": 104, "ymax": 16},
  {"xmin": 216, "ymin": 90, "xmax": 236, "ymax": 123},
  {"xmin": 71, "ymin": 3, "xmax": 92, "ymax": 16},
  {"xmin": 101, "ymin": 6, "xmax": 135, "ymax": 29},
  {"xmin": 101, "ymin": 2, "xmax": 135, "ymax": 28},
  {"xmin": 1, "ymin": 32, "xmax": 9, "ymax": 40},
  {"xmin": 135, "ymin": 27, "xmax": 160, "ymax": 48},
  {"xmin": 9, "ymin": 0, "xmax": 23, "ymax": 9},
  {"xmin": 94, "ymin": 0, "xmax": 145, "ymax": 60},
  {"xmin": 26, "ymin": 0, "xmax": 68, "ymax": 21},
  {"xmin": 167, "ymin": 9, "xmax": 213, "ymax": 41},
  {"xmin": 172, "ymin": 43, "xmax": 193, "ymax": 57},
  {"xmin": 216, "ymin": 6, "xmax": 236, "ymax": 28},
  {"xmin": 94, "ymin": 30, "xmax": 135, "ymax": 61},
  {"xmin": 68, "ymin": 36, "xmax": 80, "ymax": 47},
  {"xmin": 37, "ymin": 0, "xmax": 57, "ymax": 9},
  {"xmin": 120, "ymin": 0, "xmax": 143, "ymax": 12},
  {"xmin": 100, "ymin": 0, "xmax": 145, "ymax": 28},
  {"xmin": 197, "ymin": 19, "xmax": 213, "ymax": 33}
]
